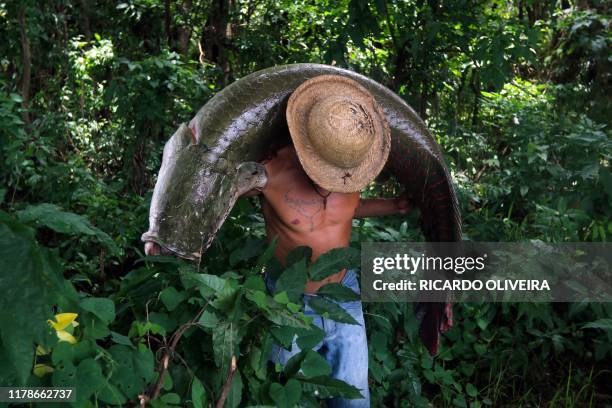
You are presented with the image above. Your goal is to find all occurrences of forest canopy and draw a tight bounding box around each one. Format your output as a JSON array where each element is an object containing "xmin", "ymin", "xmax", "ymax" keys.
[{"xmin": 0, "ymin": 0, "xmax": 610, "ymax": 407}]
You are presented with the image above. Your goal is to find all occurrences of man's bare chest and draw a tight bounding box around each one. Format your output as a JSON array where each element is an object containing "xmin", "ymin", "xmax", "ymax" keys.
[{"xmin": 262, "ymin": 176, "xmax": 358, "ymax": 231}]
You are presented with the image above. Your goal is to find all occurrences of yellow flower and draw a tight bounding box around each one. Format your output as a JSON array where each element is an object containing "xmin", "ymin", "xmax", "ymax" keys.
[
  {"xmin": 35, "ymin": 345, "xmax": 49, "ymax": 356},
  {"xmin": 33, "ymin": 364, "xmax": 54, "ymax": 378},
  {"xmin": 47, "ymin": 313, "xmax": 78, "ymax": 331},
  {"xmin": 48, "ymin": 313, "xmax": 79, "ymax": 344},
  {"xmin": 56, "ymin": 330, "xmax": 77, "ymax": 344}
]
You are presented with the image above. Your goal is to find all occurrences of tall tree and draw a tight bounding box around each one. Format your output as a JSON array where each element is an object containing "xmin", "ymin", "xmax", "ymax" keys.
[
  {"xmin": 17, "ymin": 4, "xmax": 31, "ymax": 125},
  {"xmin": 201, "ymin": 0, "xmax": 234, "ymax": 85}
]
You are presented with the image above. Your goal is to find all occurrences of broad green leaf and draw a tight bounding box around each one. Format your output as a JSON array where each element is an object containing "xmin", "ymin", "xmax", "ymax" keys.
[
  {"xmin": 76, "ymin": 359, "xmax": 106, "ymax": 403},
  {"xmin": 255, "ymin": 237, "xmax": 278, "ymax": 272},
  {"xmin": 249, "ymin": 346, "xmax": 266, "ymax": 380},
  {"xmin": 270, "ymin": 326, "xmax": 296, "ymax": 349},
  {"xmin": 300, "ymin": 350, "xmax": 331, "ymax": 377},
  {"xmin": 310, "ymin": 247, "xmax": 359, "ymax": 281},
  {"xmin": 244, "ymin": 275, "xmax": 267, "ymax": 292},
  {"xmin": 264, "ymin": 257, "xmax": 284, "ymax": 282},
  {"xmin": 213, "ymin": 322, "xmax": 238, "ymax": 368},
  {"xmin": 269, "ymin": 379, "xmax": 302, "ymax": 408},
  {"xmin": 110, "ymin": 331, "xmax": 134, "ymax": 349},
  {"xmin": 129, "ymin": 320, "xmax": 166, "ymax": 337},
  {"xmin": 284, "ymin": 350, "xmax": 308, "ymax": 377},
  {"xmin": 131, "ymin": 347, "xmax": 156, "ymax": 381},
  {"xmin": 211, "ymin": 283, "xmax": 241, "ymax": 317},
  {"xmin": 51, "ymin": 360, "xmax": 77, "ymax": 388},
  {"xmin": 295, "ymin": 326, "xmax": 325, "ymax": 350},
  {"xmin": 161, "ymin": 393, "xmax": 181, "ymax": 404},
  {"xmin": 163, "ymin": 371, "xmax": 174, "ymax": 391},
  {"xmin": 107, "ymin": 345, "xmax": 155, "ymax": 399},
  {"xmin": 230, "ymin": 238, "xmax": 264, "ymax": 266},
  {"xmin": 226, "ymin": 370, "xmax": 243, "ymax": 408},
  {"xmin": 160, "ymin": 286, "xmax": 187, "ymax": 311},
  {"xmin": 97, "ymin": 382, "xmax": 127, "ymax": 405},
  {"xmin": 181, "ymin": 271, "xmax": 227, "ymax": 292},
  {"xmin": 265, "ymin": 306, "xmax": 311, "ymax": 328},
  {"xmin": 316, "ymin": 283, "xmax": 360, "ymax": 302},
  {"xmin": 149, "ymin": 311, "xmax": 178, "ymax": 333},
  {"xmin": 287, "ymin": 302, "xmax": 301, "ymax": 313},
  {"xmin": 52, "ymin": 340, "xmax": 96, "ymax": 365},
  {"xmin": 191, "ymin": 377, "xmax": 208, "ymax": 408},
  {"xmin": 298, "ymin": 375, "xmax": 363, "ymax": 399},
  {"xmin": 308, "ymin": 297, "xmax": 359, "ymax": 325},
  {"xmin": 245, "ymin": 290, "xmax": 269, "ymax": 312},
  {"xmin": 273, "ymin": 291, "xmax": 290, "ymax": 304},
  {"xmin": 286, "ymin": 246, "xmax": 312, "ymax": 267},
  {"xmin": 79, "ymin": 318, "xmax": 107, "ymax": 342},
  {"xmin": 80, "ymin": 297, "xmax": 115, "ymax": 323},
  {"xmin": 16, "ymin": 203, "xmax": 118, "ymax": 253},
  {"xmin": 198, "ymin": 310, "xmax": 220, "ymax": 328},
  {"xmin": 275, "ymin": 259, "xmax": 308, "ymax": 303},
  {"xmin": 194, "ymin": 273, "xmax": 228, "ymax": 292},
  {"xmin": 474, "ymin": 343, "xmax": 487, "ymax": 355},
  {"xmin": 582, "ymin": 318, "xmax": 612, "ymax": 331}
]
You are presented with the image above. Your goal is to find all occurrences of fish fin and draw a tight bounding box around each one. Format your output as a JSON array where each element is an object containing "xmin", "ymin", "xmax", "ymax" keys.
[
  {"xmin": 235, "ymin": 162, "xmax": 268, "ymax": 196},
  {"xmin": 416, "ymin": 302, "xmax": 453, "ymax": 356}
]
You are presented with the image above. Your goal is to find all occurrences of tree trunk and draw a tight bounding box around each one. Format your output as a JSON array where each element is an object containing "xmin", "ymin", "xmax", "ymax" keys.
[
  {"xmin": 419, "ymin": 79, "xmax": 428, "ymax": 120},
  {"xmin": 164, "ymin": 0, "xmax": 173, "ymax": 46},
  {"xmin": 470, "ymin": 70, "xmax": 480, "ymax": 128},
  {"xmin": 177, "ymin": 0, "xmax": 193, "ymax": 58},
  {"xmin": 18, "ymin": 5, "xmax": 31, "ymax": 125},
  {"xmin": 79, "ymin": 0, "xmax": 92, "ymax": 41},
  {"xmin": 201, "ymin": 0, "xmax": 232, "ymax": 86}
]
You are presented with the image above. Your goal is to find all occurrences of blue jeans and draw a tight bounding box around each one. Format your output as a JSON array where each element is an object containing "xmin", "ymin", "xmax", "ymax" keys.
[{"xmin": 266, "ymin": 269, "xmax": 370, "ymax": 407}]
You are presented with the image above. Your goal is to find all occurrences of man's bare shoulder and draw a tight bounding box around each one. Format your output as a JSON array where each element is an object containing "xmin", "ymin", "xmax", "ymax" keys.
[{"xmin": 261, "ymin": 146, "xmax": 301, "ymax": 187}]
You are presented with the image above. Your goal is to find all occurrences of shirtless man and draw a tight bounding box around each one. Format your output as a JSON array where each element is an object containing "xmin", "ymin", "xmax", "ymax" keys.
[
  {"xmin": 256, "ymin": 76, "xmax": 411, "ymax": 407},
  {"xmin": 256, "ymin": 144, "xmax": 410, "ymax": 293},
  {"xmin": 146, "ymin": 75, "xmax": 409, "ymax": 407}
]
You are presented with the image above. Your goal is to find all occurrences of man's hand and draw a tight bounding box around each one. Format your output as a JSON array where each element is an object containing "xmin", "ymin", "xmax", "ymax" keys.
[
  {"xmin": 144, "ymin": 241, "xmax": 161, "ymax": 256},
  {"xmin": 396, "ymin": 192, "xmax": 412, "ymax": 215}
]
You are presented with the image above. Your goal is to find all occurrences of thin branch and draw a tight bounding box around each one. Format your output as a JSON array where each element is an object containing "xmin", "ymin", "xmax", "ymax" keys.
[
  {"xmin": 138, "ymin": 305, "xmax": 206, "ymax": 407},
  {"xmin": 215, "ymin": 355, "xmax": 237, "ymax": 408},
  {"xmin": 198, "ymin": 39, "xmax": 206, "ymax": 65}
]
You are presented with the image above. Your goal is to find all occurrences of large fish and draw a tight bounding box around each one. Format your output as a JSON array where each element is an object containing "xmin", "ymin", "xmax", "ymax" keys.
[{"xmin": 141, "ymin": 63, "xmax": 460, "ymax": 355}]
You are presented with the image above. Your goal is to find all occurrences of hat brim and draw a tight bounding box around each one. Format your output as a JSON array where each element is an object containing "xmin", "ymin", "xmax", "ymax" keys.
[{"xmin": 286, "ymin": 75, "xmax": 391, "ymax": 193}]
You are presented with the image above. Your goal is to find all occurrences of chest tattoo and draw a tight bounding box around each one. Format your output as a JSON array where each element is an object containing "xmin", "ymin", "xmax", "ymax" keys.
[{"xmin": 283, "ymin": 189, "xmax": 324, "ymax": 232}]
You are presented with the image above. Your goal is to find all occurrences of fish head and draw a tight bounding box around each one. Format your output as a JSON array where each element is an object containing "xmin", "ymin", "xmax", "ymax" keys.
[{"xmin": 141, "ymin": 123, "xmax": 267, "ymax": 260}]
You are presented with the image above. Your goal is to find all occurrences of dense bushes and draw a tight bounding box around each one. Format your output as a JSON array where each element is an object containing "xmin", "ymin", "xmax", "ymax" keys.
[{"xmin": 1, "ymin": 0, "xmax": 610, "ymax": 406}]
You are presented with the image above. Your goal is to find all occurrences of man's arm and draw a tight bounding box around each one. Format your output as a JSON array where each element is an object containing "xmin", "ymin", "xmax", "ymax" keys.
[{"xmin": 354, "ymin": 193, "xmax": 412, "ymax": 218}]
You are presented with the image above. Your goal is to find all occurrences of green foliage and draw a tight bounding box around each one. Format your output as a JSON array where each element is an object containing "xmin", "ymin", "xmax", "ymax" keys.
[
  {"xmin": 0, "ymin": 0, "xmax": 610, "ymax": 406},
  {"xmin": 443, "ymin": 79, "xmax": 611, "ymax": 242},
  {"xmin": 0, "ymin": 211, "xmax": 362, "ymax": 406},
  {"xmin": 17, "ymin": 203, "xmax": 119, "ymax": 253},
  {"xmin": 0, "ymin": 211, "xmax": 78, "ymax": 386}
]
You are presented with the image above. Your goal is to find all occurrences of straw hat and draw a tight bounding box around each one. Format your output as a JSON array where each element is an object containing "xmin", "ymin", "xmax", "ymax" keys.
[{"xmin": 286, "ymin": 75, "xmax": 391, "ymax": 193}]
